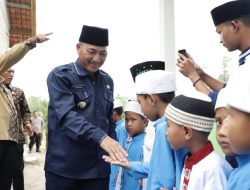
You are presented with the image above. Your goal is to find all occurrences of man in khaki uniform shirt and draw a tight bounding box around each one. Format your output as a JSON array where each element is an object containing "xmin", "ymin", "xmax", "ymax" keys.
[{"xmin": 0, "ymin": 33, "xmax": 51, "ymax": 190}]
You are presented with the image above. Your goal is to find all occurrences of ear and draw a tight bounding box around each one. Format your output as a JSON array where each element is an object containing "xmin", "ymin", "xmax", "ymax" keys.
[
  {"xmin": 113, "ymin": 111, "xmax": 117, "ymax": 117},
  {"xmin": 148, "ymin": 94, "xmax": 157, "ymax": 105},
  {"xmin": 144, "ymin": 118, "xmax": 149, "ymax": 127},
  {"xmin": 183, "ymin": 126, "xmax": 192, "ymax": 140},
  {"xmin": 76, "ymin": 43, "xmax": 81, "ymax": 54},
  {"xmin": 230, "ymin": 20, "xmax": 240, "ymax": 32}
]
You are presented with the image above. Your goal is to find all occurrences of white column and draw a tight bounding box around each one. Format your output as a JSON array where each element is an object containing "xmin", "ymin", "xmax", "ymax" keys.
[
  {"xmin": 0, "ymin": 0, "xmax": 9, "ymax": 53},
  {"xmin": 159, "ymin": 0, "xmax": 176, "ymax": 75}
]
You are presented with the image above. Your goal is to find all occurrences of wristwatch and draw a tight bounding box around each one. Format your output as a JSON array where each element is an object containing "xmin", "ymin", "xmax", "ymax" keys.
[{"xmin": 25, "ymin": 39, "xmax": 36, "ymax": 49}]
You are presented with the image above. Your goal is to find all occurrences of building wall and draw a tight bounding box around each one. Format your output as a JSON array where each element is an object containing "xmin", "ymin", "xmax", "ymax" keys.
[{"xmin": 0, "ymin": 0, "xmax": 9, "ymax": 53}]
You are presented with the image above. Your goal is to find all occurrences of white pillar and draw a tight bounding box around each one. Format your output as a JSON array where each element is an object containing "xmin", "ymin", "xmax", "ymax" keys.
[
  {"xmin": 0, "ymin": 0, "xmax": 9, "ymax": 53},
  {"xmin": 159, "ymin": 0, "xmax": 176, "ymax": 75}
]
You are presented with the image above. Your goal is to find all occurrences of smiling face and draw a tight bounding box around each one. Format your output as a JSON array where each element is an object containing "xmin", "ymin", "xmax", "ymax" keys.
[
  {"xmin": 125, "ymin": 111, "xmax": 148, "ymax": 137},
  {"xmin": 215, "ymin": 107, "xmax": 234, "ymax": 155},
  {"xmin": 76, "ymin": 42, "xmax": 107, "ymax": 75},
  {"xmin": 224, "ymin": 106, "xmax": 250, "ymax": 154}
]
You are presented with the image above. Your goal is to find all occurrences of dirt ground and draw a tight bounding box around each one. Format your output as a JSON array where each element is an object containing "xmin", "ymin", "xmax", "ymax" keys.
[{"xmin": 22, "ymin": 139, "xmax": 46, "ymax": 190}]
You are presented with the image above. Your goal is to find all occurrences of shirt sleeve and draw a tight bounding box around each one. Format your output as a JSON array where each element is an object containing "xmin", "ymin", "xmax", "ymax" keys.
[
  {"xmin": 0, "ymin": 42, "xmax": 29, "ymax": 75},
  {"xmin": 129, "ymin": 161, "xmax": 150, "ymax": 179},
  {"xmin": 19, "ymin": 89, "xmax": 31, "ymax": 125},
  {"xmin": 208, "ymin": 91, "xmax": 219, "ymax": 107},
  {"xmin": 47, "ymin": 70, "xmax": 107, "ymax": 143}
]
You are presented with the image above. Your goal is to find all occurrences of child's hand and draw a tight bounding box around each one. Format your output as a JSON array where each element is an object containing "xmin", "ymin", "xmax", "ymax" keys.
[{"xmin": 102, "ymin": 155, "xmax": 131, "ymax": 169}]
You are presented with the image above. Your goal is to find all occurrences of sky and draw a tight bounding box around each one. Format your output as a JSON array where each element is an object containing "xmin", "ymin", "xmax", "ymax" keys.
[{"xmin": 12, "ymin": 0, "xmax": 240, "ymax": 100}]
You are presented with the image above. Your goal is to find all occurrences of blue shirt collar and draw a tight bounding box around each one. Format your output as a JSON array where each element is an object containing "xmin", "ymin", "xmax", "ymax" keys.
[
  {"xmin": 116, "ymin": 118, "xmax": 125, "ymax": 126},
  {"xmin": 74, "ymin": 59, "xmax": 100, "ymax": 77},
  {"xmin": 132, "ymin": 132, "xmax": 146, "ymax": 142},
  {"xmin": 153, "ymin": 115, "xmax": 166, "ymax": 128},
  {"xmin": 236, "ymin": 154, "xmax": 250, "ymax": 167}
]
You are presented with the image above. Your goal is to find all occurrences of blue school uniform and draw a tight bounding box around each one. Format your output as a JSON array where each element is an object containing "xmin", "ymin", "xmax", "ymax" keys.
[
  {"xmin": 109, "ymin": 123, "xmax": 128, "ymax": 190},
  {"xmin": 121, "ymin": 133, "xmax": 146, "ymax": 190},
  {"xmin": 130, "ymin": 116, "xmax": 187, "ymax": 190},
  {"xmin": 115, "ymin": 118, "xmax": 126, "ymax": 142},
  {"xmin": 227, "ymin": 154, "xmax": 250, "ymax": 190}
]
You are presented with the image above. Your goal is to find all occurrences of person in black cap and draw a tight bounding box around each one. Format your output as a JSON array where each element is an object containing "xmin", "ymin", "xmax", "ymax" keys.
[
  {"xmin": 45, "ymin": 25, "xmax": 127, "ymax": 190},
  {"xmin": 176, "ymin": 0, "xmax": 250, "ymax": 106}
]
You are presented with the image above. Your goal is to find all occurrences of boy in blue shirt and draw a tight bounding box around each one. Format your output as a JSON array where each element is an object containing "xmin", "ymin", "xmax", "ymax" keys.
[
  {"xmin": 105, "ymin": 66, "xmax": 187, "ymax": 190},
  {"xmin": 105, "ymin": 100, "xmax": 148, "ymax": 190},
  {"xmin": 109, "ymin": 99, "xmax": 127, "ymax": 189},
  {"xmin": 223, "ymin": 64, "xmax": 250, "ymax": 189}
]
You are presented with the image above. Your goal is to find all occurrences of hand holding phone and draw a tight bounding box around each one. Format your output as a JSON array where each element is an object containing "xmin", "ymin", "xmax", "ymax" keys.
[{"xmin": 178, "ymin": 49, "xmax": 189, "ymax": 58}]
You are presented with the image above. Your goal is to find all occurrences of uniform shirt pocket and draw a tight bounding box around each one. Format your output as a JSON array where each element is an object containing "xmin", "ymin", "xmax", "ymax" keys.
[{"xmin": 71, "ymin": 85, "xmax": 91, "ymax": 110}]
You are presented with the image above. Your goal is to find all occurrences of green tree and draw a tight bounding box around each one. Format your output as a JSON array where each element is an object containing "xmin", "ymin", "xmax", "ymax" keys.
[
  {"xmin": 28, "ymin": 96, "xmax": 48, "ymax": 123},
  {"xmin": 218, "ymin": 56, "xmax": 231, "ymax": 83}
]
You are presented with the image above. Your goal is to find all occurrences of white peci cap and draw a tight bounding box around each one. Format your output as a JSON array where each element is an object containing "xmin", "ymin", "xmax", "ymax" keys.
[
  {"xmin": 225, "ymin": 63, "xmax": 250, "ymax": 113},
  {"xmin": 124, "ymin": 100, "xmax": 145, "ymax": 117},
  {"xmin": 135, "ymin": 70, "xmax": 176, "ymax": 94},
  {"xmin": 215, "ymin": 89, "xmax": 227, "ymax": 110},
  {"xmin": 113, "ymin": 99, "xmax": 123, "ymax": 109}
]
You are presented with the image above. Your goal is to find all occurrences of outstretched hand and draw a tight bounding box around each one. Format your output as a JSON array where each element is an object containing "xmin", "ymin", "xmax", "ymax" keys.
[
  {"xmin": 102, "ymin": 155, "xmax": 131, "ymax": 170},
  {"xmin": 100, "ymin": 136, "xmax": 128, "ymax": 162}
]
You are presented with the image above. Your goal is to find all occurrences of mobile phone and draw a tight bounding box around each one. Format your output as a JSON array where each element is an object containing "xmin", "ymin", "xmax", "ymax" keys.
[{"xmin": 178, "ymin": 49, "xmax": 189, "ymax": 58}]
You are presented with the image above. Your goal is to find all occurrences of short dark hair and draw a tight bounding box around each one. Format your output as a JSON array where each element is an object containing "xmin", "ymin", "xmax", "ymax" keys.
[
  {"xmin": 113, "ymin": 107, "xmax": 123, "ymax": 116},
  {"xmin": 157, "ymin": 92, "xmax": 175, "ymax": 103},
  {"xmin": 138, "ymin": 91, "xmax": 175, "ymax": 104},
  {"xmin": 239, "ymin": 15, "xmax": 250, "ymax": 27}
]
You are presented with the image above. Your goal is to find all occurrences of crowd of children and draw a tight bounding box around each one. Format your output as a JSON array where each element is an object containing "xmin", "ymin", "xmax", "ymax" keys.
[{"xmin": 102, "ymin": 1, "xmax": 250, "ymax": 190}]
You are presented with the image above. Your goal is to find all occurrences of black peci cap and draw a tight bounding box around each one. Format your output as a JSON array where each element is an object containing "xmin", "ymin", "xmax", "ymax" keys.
[
  {"xmin": 79, "ymin": 25, "xmax": 109, "ymax": 46},
  {"xmin": 211, "ymin": 0, "xmax": 250, "ymax": 26}
]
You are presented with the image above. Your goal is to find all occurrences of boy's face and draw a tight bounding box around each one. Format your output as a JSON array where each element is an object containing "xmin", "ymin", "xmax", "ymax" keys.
[
  {"xmin": 137, "ymin": 94, "xmax": 159, "ymax": 121},
  {"xmin": 215, "ymin": 107, "xmax": 234, "ymax": 155},
  {"xmin": 216, "ymin": 21, "xmax": 240, "ymax": 52},
  {"xmin": 166, "ymin": 118, "xmax": 186, "ymax": 149},
  {"xmin": 224, "ymin": 106, "xmax": 250, "ymax": 154},
  {"xmin": 125, "ymin": 111, "xmax": 147, "ymax": 137}
]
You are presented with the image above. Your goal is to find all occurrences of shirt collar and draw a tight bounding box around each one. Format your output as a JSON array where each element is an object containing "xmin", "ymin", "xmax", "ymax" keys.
[
  {"xmin": 73, "ymin": 59, "xmax": 100, "ymax": 77},
  {"xmin": 236, "ymin": 154, "xmax": 250, "ymax": 167},
  {"xmin": 239, "ymin": 47, "xmax": 250, "ymax": 65},
  {"xmin": 116, "ymin": 118, "xmax": 125, "ymax": 126},
  {"xmin": 132, "ymin": 132, "xmax": 146, "ymax": 141},
  {"xmin": 153, "ymin": 115, "xmax": 166, "ymax": 128},
  {"xmin": 185, "ymin": 141, "xmax": 214, "ymax": 168}
]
